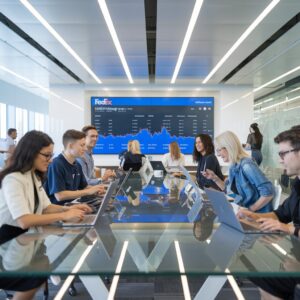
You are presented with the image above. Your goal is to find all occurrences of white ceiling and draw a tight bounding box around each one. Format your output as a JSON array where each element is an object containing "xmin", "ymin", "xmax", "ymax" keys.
[{"xmin": 0, "ymin": 0, "xmax": 300, "ymax": 96}]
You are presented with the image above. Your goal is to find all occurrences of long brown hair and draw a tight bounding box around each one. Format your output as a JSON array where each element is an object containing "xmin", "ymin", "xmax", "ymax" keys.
[
  {"xmin": 0, "ymin": 130, "xmax": 54, "ymax": 187},
  {"xmin": 170, "ymin": 141, "xmax": 181, "ymax": 160}
]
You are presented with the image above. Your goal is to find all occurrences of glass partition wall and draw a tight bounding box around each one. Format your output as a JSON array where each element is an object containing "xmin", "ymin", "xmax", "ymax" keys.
[{"xmin": 254, "ymin": 83, "xmax": 300, "ymax": 192}]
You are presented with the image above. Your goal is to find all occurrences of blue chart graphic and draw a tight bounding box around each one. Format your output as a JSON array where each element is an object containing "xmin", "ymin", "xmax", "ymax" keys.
[
  {"xmin": 94, "ymin": 127, "xmax": 195, "ymax": 154},
  {"xmin": 91, "ymin": 97, "xmax": 214, "ymax": 154}
]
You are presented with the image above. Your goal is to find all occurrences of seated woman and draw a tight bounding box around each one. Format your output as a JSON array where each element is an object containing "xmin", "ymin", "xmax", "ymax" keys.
[
  {"xmin": 162, "ymin": 141, "xmax": 185, "ymax": 173},
  {"xmin": 193, "ymin": 134, "xmax": 224, "ymax": 190},
  {"xmin": 0, "ymin": 130, "xmax": 91, "ymax": 300},
  {"xmin": 122, "ymin": 140, "xmax": 146, "ymax": 171},
  {"xmin": 202, "ymin": 131, "xmax": 273, "ymax": 213}
]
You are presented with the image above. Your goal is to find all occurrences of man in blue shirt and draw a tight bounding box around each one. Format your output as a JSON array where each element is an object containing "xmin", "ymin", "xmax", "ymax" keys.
[
  {"xmin": 44, "ymin": 129, "xmax": 105, "ymax": 205},
  {"xmin": 77, "ymin": 125, "xmax": 115, "ymax": 185}
]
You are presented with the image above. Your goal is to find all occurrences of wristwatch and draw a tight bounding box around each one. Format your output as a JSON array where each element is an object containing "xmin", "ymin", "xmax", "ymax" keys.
[{"xmin": 294, "ymin": 226, "xmax": 300, "ymax": 237}]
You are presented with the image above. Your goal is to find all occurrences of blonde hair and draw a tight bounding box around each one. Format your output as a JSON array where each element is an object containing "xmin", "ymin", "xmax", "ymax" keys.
[
  {"xmin": 127, "ymin": 140, "xmax": 133, "ymax": 151},
  {"xmin": 215, "ymin": 131, "xmax": 249, "ymax": 164},
  {"xmin": 130, "ymin": 140, "xmax": 141, "ymax": 154},
  {"xmin": 169, "ymin": 141, "xmax": 181, "ymax": 160}
]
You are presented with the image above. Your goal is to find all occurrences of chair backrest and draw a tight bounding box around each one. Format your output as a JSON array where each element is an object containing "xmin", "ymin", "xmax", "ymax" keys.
[{"xmin": 272, "ymin": 182, "xmax": 282, "ymax": 210}]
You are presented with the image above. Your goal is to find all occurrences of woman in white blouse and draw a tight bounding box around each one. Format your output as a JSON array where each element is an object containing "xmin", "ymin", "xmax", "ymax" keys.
[
  {"xmin": 0, "ymin": 130, "xmax": 91, "ymax": 300},
  {"xmin": 162, "ymin": 141, "xmax": 185, "ymax": 173}
]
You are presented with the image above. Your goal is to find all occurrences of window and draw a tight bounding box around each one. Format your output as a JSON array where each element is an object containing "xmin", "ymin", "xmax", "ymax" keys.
[{"xmin": 0, "ymin": 103, "xmax": 6, "ymax": 138}]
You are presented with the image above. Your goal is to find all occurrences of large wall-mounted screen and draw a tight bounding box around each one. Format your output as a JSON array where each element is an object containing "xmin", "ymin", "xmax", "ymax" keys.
[{"xmin": 91, "ymin": 97, "xmax": 214, "ymax": 154}]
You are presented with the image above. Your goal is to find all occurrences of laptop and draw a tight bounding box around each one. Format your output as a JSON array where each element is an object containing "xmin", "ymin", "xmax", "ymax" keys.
[
  {"xmin": 204, "ymin": 188, "xmax": 281, "ymax": 234},
  {"xmin": 61, "ymin": 180, "xmax": 119, "ymax": 227},
  {"xmin": 150, "ymin": 161, "xmax": 167, "ymax": 173}
]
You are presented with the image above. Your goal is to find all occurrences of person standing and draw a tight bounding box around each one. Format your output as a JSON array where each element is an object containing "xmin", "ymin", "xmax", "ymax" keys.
[
  {"xmin": 4, "ymin": 128, "xmax": 17, "ymax": 166},
  {"xmin": 246, "ymin": 123, "xmax": 263, "ymax": 166},
  {"xmin": 77, "ymin": 125, "xmax": 115, "ymax": 185}
]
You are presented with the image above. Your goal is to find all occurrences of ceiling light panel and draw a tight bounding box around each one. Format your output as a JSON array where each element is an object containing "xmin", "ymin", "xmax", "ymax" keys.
[
  {"xmin": 19, "ymin": 0, "xmax": 102, "ymax": 84},
  {"xmin": 97, "ymin": 0, "xmax": 148, "ymax": 81},
  {"xmin": 156, "ymin": 0, "xmax": 196, "ymax": 81},
  {"xmin": 202, "ymin": 0, "xmax": 280, "ymax": 84}
]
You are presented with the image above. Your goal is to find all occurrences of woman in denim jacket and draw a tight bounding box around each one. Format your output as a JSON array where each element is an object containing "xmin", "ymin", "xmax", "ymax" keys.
[{"xmin": 202, "ymin": 131, "xmax": 273, "ymax": 213}]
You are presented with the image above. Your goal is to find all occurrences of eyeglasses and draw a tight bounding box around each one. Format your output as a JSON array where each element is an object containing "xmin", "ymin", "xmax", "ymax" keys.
[
  {"xmin": 39, "ymin": 152, "xmax": 54, "ymax": 161},
  {"xmin": 216, "ymin": 147, "xmax": 226, "ymax": 153},
  {"xmin": 278, "ymin": 148, "xmax": 300, "ymax": 159}
]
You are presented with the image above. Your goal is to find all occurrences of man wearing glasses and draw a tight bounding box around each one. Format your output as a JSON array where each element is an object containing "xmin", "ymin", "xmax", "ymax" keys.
[{"xmin": 240, "ymin": 127, "xmax": 300, "ymax": 300}]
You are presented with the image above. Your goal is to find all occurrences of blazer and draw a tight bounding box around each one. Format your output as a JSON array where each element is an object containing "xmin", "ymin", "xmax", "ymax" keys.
[{"xmin": 0, "ymin": 171, "xmax": 51, "ymax": 228}]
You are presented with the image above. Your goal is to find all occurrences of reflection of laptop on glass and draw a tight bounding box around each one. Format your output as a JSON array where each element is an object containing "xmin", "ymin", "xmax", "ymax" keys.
[
  {"xmin": 93, "ymin": 218, "xmax": 116, "ymax": 258},
  {"xmin": 204, "ymin": 188, "xmax": 280, "ymax": 234},
  {"xmin": 150, "ymin": 161, "xmax": 166, "ymax": 173},
  {"xmin": 61, "ymin": 180, "xmax": 119, "ymax": 227}
]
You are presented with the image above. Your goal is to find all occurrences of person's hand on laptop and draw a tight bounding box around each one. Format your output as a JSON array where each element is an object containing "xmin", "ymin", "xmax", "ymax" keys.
[
  {"xmin": 62, "ymin": 208, "xmax": 85, "ymax": 223},
  {"xmin": 102, "ymin": 169, "xmax": 116, "ymax": 181},
  {"xmin": 85, "ymin": 185, "xmax": 106, "ymax": 196},
  {"xmin": 70, "ymin": 203, "xmax": 93, "ymax": 214},
  {"xmin": 256, "ymin": 217, "xmax": 292, "ymax": 234},
  {"xmin": 236, "ymin": 208, "xmax": 258, "ymax": 221}
]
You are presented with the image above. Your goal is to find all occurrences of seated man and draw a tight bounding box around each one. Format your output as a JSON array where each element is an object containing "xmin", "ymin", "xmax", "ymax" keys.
[
  {"xmin": 77, "ymin": 125, "xmax": 115, "ymax": 185},
  {"xmin": 44, "ymin": 129, "xmax": 105, "ymax": 205},
  {"xmin": 239, "ymin": 127, "xmax": 300, "ymax": 300}
]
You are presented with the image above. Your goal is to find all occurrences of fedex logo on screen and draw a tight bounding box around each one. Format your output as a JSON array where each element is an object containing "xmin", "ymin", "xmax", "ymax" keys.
[{"xmin": 95, "ymin": 98, "xmax": 112, "ymax": 105}]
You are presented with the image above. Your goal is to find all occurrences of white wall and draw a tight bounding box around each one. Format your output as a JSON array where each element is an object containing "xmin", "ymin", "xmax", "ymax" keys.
[{"xmin": 49, "ymin": 85, "xmax": 85, "ymax": 153}]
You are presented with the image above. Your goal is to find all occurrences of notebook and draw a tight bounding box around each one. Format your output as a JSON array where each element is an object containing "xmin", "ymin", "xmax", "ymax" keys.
[
  {"xmin": 61, "ymin": 180, "xmax": 119, "ymax": 227},
  {"xmin": 204, "ymin": 188, "xmax": 281, "ymax": 234}
]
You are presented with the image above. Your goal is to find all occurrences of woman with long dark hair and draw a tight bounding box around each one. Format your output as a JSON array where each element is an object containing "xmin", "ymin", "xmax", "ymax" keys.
[
  {"xmin": 0, "ymin": 130, "xmax": 91, "ymax": 299},
  {"xmin": 246, "ymin": 123, "xmax": 263, "ymax": 165},
  {"xmin": 193, "ymin": 134, "xmax": 224, "ymax": 190}
]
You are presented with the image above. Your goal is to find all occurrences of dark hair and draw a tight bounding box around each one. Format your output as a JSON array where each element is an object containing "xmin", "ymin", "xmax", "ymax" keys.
[
  {"xmin": 82, "ymin": 125, "xmax": 97, "ymax": 135},
  {"xmin": 250, "ymin": 123, "xmax": 263, "ymax": 149},
  {"xmin": 290, "ymin": 125, "xmax": 300, "ymax": 131},
  {"xmin": 7, "ymin": 128, "xmax": 16, "ymax": 136},
  {"xmin": 274, "ymin": 128, "xmax": 300, "ymax": 149},
  {"xmin": 0, "ymin": 130, "xmax": 54, "ymax": 187},
  {"xmin": 193, "ymin": 134, "xmax": 215, "ymax": 162},
  {"xmin": 62, "ymin": 130, "xmax": 86, "ymax": 148}
]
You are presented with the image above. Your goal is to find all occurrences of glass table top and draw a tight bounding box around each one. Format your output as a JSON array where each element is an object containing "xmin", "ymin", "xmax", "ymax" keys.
[{"xmin": 1, "ymin": 171, "xmax": 300, "ymax": 278}]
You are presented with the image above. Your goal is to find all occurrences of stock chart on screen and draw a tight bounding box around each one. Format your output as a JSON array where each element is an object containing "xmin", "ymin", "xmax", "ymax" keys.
[{"xmin": 91, "ymin": 97, "xmax": 214, "ymax": 154}]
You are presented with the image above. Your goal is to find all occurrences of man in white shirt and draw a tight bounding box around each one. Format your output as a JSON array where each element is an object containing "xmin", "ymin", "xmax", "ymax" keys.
[{"xmin": 4, "ymin": 128, "xmax": 17, "ymax": 165}]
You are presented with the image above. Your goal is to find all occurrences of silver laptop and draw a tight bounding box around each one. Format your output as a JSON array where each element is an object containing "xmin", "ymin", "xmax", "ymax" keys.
[
  {"xmin": 61, "ymin": 180, "xmax": 119, "ymax": 227},
  {"xmin": 180, "ymin": 166, "xmax": 203, "ymax": 203},
  {"xmin": 204, "ymin": 188, "xmax": 281, "ymax": 234}
]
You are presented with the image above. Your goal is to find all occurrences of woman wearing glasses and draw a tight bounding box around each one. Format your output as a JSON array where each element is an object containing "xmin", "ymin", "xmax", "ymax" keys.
[
  {"xmin": 0, "ymin": 130, "xmax": 91, "ymax": 299},
  {"xmin": 202, "ymin": 131, "xmax": 273, "ymax": 213},
  {"xmin": 193, "ymin": 134, "xmax": 224, "ymax": 190}
]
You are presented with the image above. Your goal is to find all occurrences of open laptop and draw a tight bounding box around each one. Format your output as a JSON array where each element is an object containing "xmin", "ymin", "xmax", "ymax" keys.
[
  {"xmin": 150, "ymin": 161, "xmax": 166, "ymax": 173},
  {"xmin": 204, "ymin": 188, "xmax": 281, "ymax": 234},
  {"xmin": 61, "ymin": 180, "xmax": 119, "ymax": 227}
]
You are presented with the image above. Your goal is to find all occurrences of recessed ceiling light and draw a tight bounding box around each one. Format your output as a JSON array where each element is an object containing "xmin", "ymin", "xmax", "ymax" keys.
[
  {"xmin": 203, "ymin": 0, "xmax": 280, "ymax": 83},
  {"xmin": 97, "ymin": 0, "xmax": 134, "ymax": 84},
  {"xmin": 20, "ymin": 0, "xmax": 102, "ymax": 84},
  {"xmin": 0, "ymin": 65, "xmax": 83, "ymax": 110},
  {"xmin": 171, "ymin": 0, "xmax": 204, "ymax": 84}
]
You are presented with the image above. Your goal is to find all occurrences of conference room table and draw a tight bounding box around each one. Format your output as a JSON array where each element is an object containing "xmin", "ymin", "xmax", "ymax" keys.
[{"xmin": 0, "ymin": 172, "xmax": 300, "ymax": 299}]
